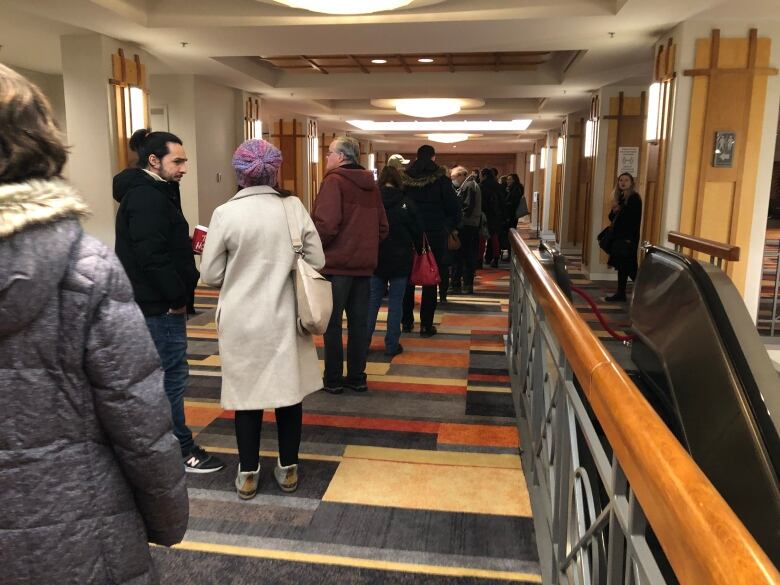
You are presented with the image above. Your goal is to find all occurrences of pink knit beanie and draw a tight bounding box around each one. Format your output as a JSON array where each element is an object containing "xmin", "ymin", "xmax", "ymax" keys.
[{"xmin": 232, "ymin": 139, "xmax": 283, "ymax": 188}]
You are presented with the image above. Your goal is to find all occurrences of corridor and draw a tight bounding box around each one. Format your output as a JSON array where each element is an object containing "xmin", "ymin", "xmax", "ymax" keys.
[{"xmin": 153, "ymin": 267, "xmax": 542, "ymax": 584}]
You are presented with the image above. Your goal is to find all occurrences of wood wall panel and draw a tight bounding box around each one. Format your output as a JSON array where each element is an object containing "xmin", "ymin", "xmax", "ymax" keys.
[{"xmin": 680, "ymin": 29, "xmax": 777, "ymax": 292}]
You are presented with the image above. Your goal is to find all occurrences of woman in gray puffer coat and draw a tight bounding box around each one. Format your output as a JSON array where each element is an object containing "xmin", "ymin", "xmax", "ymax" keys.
[{"xmin": 0, "ymin": 64, "xmax": 188, "ymax": 584}]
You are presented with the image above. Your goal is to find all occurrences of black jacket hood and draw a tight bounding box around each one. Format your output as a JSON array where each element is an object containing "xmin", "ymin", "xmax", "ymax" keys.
[
  {"xmin": 402, "ymin": 159, "xmax": 447, "ymax": 188},
  {"xmin": 380, "ymin": 185, "xmax": 406, "ymax": 208},
  {"xmin": 113, "ymin": 168, "xmax": 179, "ymax": 204}
]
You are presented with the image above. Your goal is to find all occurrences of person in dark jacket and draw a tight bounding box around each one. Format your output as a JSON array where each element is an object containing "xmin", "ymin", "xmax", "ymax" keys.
[
  {"xmin": 450, "ymin": 166, "xmax": 482, "ymax": 294},
  {"xmin": 401, "ymin": 144, "xmax": 461, "ymax": 337},
  {"xmin": 480, "ymin": 168, "xmax": 506, "ymax": 268},
  {"xmin": 313, "ymin": 136, "xmax": 389, "ymax": 394},
  {"xmin": 604, "ymin": 172, "xmax": 643, "ymax": 302},
  {"xmin": 0, "ymin": 63, "xmax": 188, "ymax": 585},
  {"xmin": 114, "ymin": 129, "xmax": 224, "ymax": 473},
  {"xmin": 367, "ymin": 166, "xmax": 424, "ymax": 356}
]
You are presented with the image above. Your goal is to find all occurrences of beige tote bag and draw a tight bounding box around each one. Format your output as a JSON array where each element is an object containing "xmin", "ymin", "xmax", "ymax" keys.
[{"xmin": 281, "ymin": 197, "xmax": 333, "ymax": 335}]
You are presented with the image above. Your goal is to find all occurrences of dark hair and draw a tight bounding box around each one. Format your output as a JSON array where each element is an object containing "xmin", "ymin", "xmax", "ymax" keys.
[
  {"xmin": 417, "ymin": 144, "xmax": 435, "ymax": 160},
  {"xmin": 379, "ymin": 165, "xmax": 403, "ymax": 189},
  {"xmin": 480, "ymin": 168, "xmax": 495, "ymax": 180},
  {"xmin": 129, "ymin": 129, "xmax": 183, "ymax": 169},
  {"xmin": 491, "ymin": 167, "xmax": 499, "ymax": 177},
  {"xmin": 510, "ymin": 173, "xmax": 522, "ymax": 186},
  {"xmin": 0, "ymin": 64, "xmax": 68, "ymax": 184}
]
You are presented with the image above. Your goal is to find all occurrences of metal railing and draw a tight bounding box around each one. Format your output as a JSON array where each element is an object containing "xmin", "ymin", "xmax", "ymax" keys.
[{"xmin": 507, "ymin": 230, "xmax": 778, "ymax": 585}]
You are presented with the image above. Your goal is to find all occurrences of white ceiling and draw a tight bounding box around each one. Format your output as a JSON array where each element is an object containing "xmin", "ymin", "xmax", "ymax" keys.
[{"xmin": 0, "ymin": 0, "xmax": 776, "ymax": 152}]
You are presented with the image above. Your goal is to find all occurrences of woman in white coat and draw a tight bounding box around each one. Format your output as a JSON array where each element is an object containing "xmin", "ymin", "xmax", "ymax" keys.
[{"xmin": 200, "ymin": 139, "xmax": 325, "ymax": 499}]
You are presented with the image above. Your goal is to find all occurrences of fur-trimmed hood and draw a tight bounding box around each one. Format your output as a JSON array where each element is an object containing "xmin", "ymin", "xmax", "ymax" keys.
[
  {"xmin": 0, "ymin": 179, "xmax": 90, "ymax": 239},
  {"xmin": 401, "ymin": 159, "xmax": 448, "ymax": 189}
]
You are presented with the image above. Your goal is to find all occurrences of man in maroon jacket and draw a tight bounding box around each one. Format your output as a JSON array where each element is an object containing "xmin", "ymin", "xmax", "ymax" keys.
[{"xmin": 313, "ymin": 136, "xmax": 389, "ymax": 394}]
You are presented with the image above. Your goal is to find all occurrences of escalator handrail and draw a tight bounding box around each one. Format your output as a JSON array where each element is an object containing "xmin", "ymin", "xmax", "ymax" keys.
[
  {"xmin": 509, "ymin": 229, "xmax": 779, "ymax": 585},
  {"xmin": 668, "ymin": 230, "xmax": 741, "ymax": 261}
]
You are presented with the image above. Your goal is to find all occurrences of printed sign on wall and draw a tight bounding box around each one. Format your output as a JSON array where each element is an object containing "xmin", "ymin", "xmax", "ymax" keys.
[{"xmin": 617, "ymin": 147, "xmax": 640, "ymax": 177}]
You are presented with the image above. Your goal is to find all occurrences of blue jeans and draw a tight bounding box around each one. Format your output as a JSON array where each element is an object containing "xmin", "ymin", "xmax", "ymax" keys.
[
  {"xmin": 145, "ymin": 313, "xmax": 193, "ymax": 457},
  {"xmin": 367, "ymin": 275, "xmax": 408, "ymax": 353}
]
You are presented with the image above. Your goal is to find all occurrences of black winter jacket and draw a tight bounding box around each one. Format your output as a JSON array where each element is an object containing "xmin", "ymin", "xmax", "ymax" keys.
[
  {"xmin": 401, "ymin": 160, "xmax": 461, "ymax": 234},
  {"xmin": 375, "ymin": 185, "xmax": 424, "ymax": 279},
  {"xmin": 113, "ymin": 168, "xmax": 199, "ymax": 316},
  {"xmin": 480, "ymin": 176, "xmax": 506, "ymax": 233},
  {"xmin": 0, "ymin": 179, "xmax": 189, "ymax": 584},
  {"xmin": 607, "ymin": 191, "xmax": 643, "ymax": 274}
]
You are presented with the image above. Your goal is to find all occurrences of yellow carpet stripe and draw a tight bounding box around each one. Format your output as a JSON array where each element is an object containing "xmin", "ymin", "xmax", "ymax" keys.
[{"xmin": 174, "ymin": 541, "xmax": 542, "ymax": 583}]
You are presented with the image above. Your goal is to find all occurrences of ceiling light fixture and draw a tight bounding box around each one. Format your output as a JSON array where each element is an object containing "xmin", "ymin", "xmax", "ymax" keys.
[
  {"xmin": 272, "ymin": 0, "xmax": 412, "ymax": 14},
  {"xmin": 395, "ymin": 98, "xmax": 461, "ymax": 118},
  {"xmin": 371, "ymin": 59, "xmax": 388, "ymax": 64},
  {"xmin": 417, "ymin": 58, "xmax": 434, "ymax": 63},
  {"xmin": 347, "ymin": 119, "xmax": 532, "ymax": 132},
  {"xmin": 427, "ymin": 133, "xmax": 470, "ymax": 143}
]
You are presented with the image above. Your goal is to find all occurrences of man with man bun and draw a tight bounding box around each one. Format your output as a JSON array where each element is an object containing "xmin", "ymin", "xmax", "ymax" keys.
[{"xmin": 113, "ymin": 129, "xmax": 224, "ymax": 474}]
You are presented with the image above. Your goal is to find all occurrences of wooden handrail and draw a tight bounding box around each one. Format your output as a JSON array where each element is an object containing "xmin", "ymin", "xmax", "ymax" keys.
[
  {"xmin": 667, "ymin": 231, "xmax": 741, "ymax": 261},
  {"xmin": 509, "ymin": 230, "xmax": 778, "ymax": 585}
]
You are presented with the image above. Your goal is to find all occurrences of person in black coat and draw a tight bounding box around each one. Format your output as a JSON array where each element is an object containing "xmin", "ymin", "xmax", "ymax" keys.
[
  {"xmin": 604, "ymin": 172, "xmax": 643, "ymax": 302},
  {"xmin": 480, "ymin": 168, "xmax": 506, "ymax": 268},
  {"xmin": 367, "ymin": 166, "xmax": 424, "ymax": 356},
  {"xmin": 114, "ymin": 129, "xmax": 224, "ymax": 473},
  {"xmin": 401, "ymin": 145, "xmax": 461, "ymax": 337}
]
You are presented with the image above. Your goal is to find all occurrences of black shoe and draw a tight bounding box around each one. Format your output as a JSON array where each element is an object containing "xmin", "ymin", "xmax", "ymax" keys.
[
  {"xmin": 420, "ymin": 325, "xmax": 438, "ymax": 338},
  {"xmin": 344, "ymin": 380, "xmax": 368, "ymax": 393},
  {"xmin": 449, "ymin": 286, "xmax": 462, "ymax": 295},
  {"xmin": 462, "ymin": 285, "xmax": 474, "ymax": 295},
  {"xmin": 490, "ymin": 259, "xmax": 499, "ymax": 268},
  {"xmin": 604, "ymin": 293, "xmax": 627, "ymax": 302},
  {"xmin": 402, "ymin": 322, "xmax": 413, "ymax": 333},
  {"xmin": 184, "ymin": 445, "xmax": 225, "ymax": 474},
  {"xmin": 322, "ymin": 382, "xmax": 344, "ymax": 394},
  {"xmin": 384, "ymin": 344, "xmax": 404, "ymax": 357}
]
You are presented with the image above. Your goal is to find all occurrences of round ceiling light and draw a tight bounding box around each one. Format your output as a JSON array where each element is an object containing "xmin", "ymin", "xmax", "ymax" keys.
[
  {"xmin": 271, "ymin": 0, "xmax": 413, "ymax": 14},
  {"xmin": 417, "ymin": 58, "xmax": 434, "ymax": 63},
  {"xmin": 427, "ymin": 133, "xmax": 470, "ymax": 144},
  {"xmin": 395, "ymin": 98, "xmax": 461, "ymax": 118},
  {"xmin": 371, "ymin": 59, "xmax": 388, "ymax": 64}
]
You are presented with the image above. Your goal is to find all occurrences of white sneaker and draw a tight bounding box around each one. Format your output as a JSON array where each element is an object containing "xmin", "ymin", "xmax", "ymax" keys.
[
  {"xmin": 235, "ymin": 464, "xmax": 261, "ymax": 500},
  {"xmin": 273, "ymin": 458, "xmax": 298, "ymax": 493}
]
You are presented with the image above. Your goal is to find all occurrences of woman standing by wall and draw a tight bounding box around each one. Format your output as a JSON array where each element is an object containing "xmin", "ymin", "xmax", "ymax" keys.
[
  {"xmin": 200, "ymin": 139, "xmax": 325, "ymax": 499},
  {"xmin": 603, "ymin": 172, "xmax": 643, "ymax": 302}
]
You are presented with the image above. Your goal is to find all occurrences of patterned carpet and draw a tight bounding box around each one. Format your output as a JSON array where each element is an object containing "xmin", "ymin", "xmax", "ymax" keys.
[{"xmin": 151, "ymin": 266, "xmax": 542, "ymax": 584}]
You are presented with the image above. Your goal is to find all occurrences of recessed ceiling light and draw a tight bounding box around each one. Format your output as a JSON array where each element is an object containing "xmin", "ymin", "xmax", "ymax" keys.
[
  {"xmin": 347, "ymin": 120, "xmax": 533, "ymax": 132},
  {"xmin": 272, "ymin": 0, "xmax": 413, "ymax": 14},
  {"xmin": 417, "ymin": 58, "xmax": 434, "ymax": 63},
  {"xmin": 395, "ymin": 98, "xmax": 461, "ymax": 118},
  {"xmin": 371, "ymin": 59, "xmax": 388, "ymax": 64},
  {"xmin": 428, "ymin": 133, "xmax": 470, "ymax": 144}
]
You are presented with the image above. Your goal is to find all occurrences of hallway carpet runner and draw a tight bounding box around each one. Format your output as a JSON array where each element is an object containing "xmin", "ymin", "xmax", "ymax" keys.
[{"xmin": 151, "ymin": 267, "xmax": 542, "ymax": 584}]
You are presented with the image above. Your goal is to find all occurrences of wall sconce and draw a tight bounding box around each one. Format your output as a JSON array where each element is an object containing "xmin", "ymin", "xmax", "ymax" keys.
[
  {"xmin": 110, "ymin": 49, "xmax": 149, "ymax": 170},
  {"xmin": 584, "ymin": 119, "xmax": 596, "ymax": 158},
  {"xmin": 529, "ymin": 153, "xmax": 537, "ymax": 172},
  {"xmin": 556, "ymin": 136, "xmax": 564, "ymax": 165},
  {"xmin": 540, "ymin": 147, "xmax": 547, "ymax": 170},
  {"xmin": 646, "ymin": 82, "xmax": 661, "ymax": 141},
  {"xmin": 311, "ymin": 134, "xmax": 319, "ymax": 164},
  {"xmin": 367, "ymin": 153, "xmax": 376, "ymax": 171}
]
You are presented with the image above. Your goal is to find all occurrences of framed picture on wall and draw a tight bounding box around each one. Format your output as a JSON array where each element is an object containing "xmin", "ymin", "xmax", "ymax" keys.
[{"xmin": 713, "ymin": 131, "xmax": 736, "ymax": 168}]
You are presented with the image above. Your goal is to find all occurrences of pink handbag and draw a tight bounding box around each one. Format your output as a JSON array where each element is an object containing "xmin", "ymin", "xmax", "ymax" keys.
[{"xmin": 409, "ymin": 234, "xmax": 441, "ymax": 286}]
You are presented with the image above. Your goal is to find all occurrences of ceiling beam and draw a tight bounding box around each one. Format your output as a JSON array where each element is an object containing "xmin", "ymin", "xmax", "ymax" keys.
[
  {"xmin": 447, "ymin": 53, "xmax": 455, "ymax": 73},
  {"xmin": 398, "ymin": 54, "xmax": 412, "ymax": 74},
  {"xmin": 301, "ymin": 56, "xmax": 328, "ymax": 74},
  {"xmin": 349, "ymin": 55, "xmax": 370, "ymax": 74}
]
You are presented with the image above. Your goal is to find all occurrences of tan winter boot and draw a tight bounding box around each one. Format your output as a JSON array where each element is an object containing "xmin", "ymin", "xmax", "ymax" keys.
[
  {"xmin": 235, "ymin": 464, "xmax": 261, "ymax": 500},
  {"xmin": 273, "ymin": 458, "xmax": 298, "ymax": 493}
]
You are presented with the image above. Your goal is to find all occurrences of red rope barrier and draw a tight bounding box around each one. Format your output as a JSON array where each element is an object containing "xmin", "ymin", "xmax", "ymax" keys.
[{"xmin": 570, "ymin": 285, "xmax": 635, "ymax": 343}]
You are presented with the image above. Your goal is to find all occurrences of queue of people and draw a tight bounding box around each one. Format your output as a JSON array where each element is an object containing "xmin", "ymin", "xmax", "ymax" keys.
[{"xmin": 1, "ymin": 64, "xmax": 641, "ymax": 583}]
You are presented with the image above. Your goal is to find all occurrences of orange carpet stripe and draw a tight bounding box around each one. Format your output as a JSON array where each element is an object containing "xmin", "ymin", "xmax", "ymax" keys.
[
  {"xmin": 438, "ymin": 423, "xmax": 520, "ymax": 448},
  {"xmin": 219, "ymin": 410, "xmax": 441, "ymax": 434},
  {"xmin": 468, "ymin": 373, "xmax": 511, "ymax": 383},
  {"xmin": 368, "ymin": 381, "xmax": 466, "ymax": 395}
]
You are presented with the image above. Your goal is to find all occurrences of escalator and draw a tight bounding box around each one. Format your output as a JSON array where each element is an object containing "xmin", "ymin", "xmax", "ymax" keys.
[
  {"xmin": 536, "ymin": 241, "xmax": 780, "ymax": 569},
  {"xmin": 630, "ymin": 245, "xmax": 780, "ymax": 565}
]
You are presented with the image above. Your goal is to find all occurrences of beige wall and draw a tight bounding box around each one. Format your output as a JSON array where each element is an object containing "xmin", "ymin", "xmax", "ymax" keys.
[
  {"xmin": 8, "ymin": 65, "xmax": 67, "ymax": 143},
  {"xmin": 193, "ymin": 77, "xmax": 241, "ymax": 226}
]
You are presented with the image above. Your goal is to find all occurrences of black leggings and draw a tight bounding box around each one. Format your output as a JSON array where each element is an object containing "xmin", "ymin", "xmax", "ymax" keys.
[
  {"xmin": 234, "ymin": 402, "xmax": 303, "ymax": 471},
  {"xmin": 617, "ymin": 268, "xmax": 629, "ymax": 294}
]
